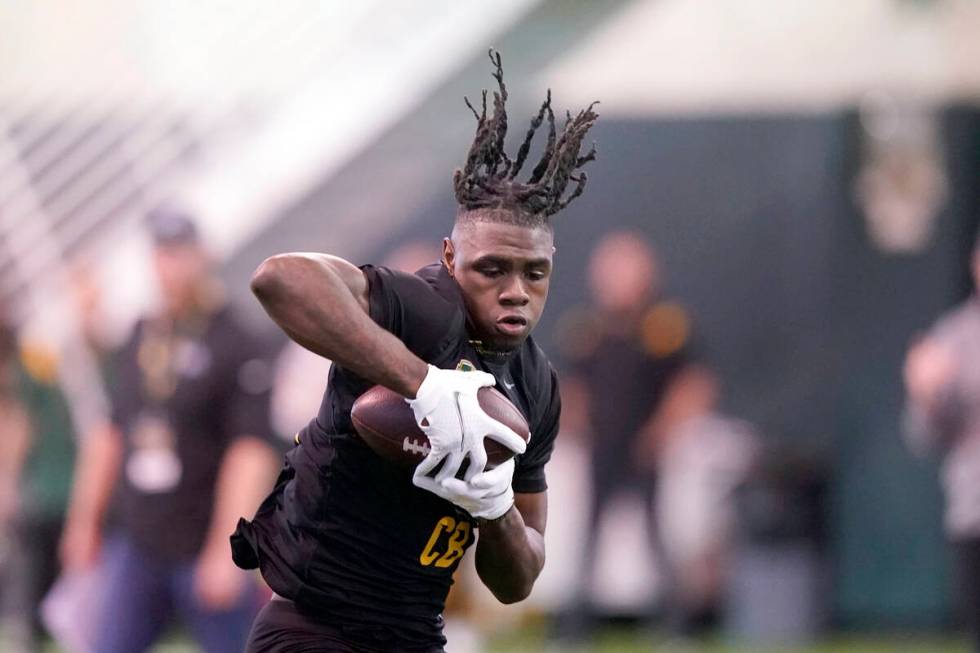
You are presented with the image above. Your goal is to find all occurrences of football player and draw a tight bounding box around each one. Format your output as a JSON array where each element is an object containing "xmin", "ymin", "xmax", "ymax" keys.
[{"xmin": 234, "ymin": 50, "xmax": 598, "ymax": 653}]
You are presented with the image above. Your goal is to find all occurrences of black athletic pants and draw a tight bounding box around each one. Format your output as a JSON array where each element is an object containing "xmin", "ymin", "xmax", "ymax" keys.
[
  {"xmin": 245, "ymin": 598, "xmax": 446, "ymax": 653},
  {"xmin": 245, "ymin": 599, "xmax": 360, "ymax": 653}
]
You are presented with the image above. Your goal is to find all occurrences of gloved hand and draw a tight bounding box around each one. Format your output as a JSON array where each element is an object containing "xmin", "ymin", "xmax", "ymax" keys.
[
  {"xmin": 407, "ymin": 364, "xmax": 526, "ymax": 483},
  {"xmin": 415, "ymin": 458, "xmax": 516, "ymax": 520}
]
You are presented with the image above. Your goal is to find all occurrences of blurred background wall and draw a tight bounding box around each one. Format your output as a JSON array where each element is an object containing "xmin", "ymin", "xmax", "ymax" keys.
[{"xmin": 3, "ymin": 0, "xmax": 980, "ymax": 635}]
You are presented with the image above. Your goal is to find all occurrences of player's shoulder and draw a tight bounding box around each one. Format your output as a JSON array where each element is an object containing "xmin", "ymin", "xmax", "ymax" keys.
[
  {"xmin": 363, "ymin": 261, "xmax": 438, "ymax": 286},
  {"xmin": 362, "ymin": 263, "xmax": 466, "ymax": 361},
  {"xmin": 363, "ymin": 263, "xmax": 461, "ymax": 307}
]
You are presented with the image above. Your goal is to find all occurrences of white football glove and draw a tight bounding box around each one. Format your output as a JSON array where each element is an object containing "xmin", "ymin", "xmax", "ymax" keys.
[
  {"xmin": 415, "ymin": 458, "xmax": 516, "ymax": 521},
  {"xmin": 408, "ymin": 364, "xmax": 526, "ymax": 487}
]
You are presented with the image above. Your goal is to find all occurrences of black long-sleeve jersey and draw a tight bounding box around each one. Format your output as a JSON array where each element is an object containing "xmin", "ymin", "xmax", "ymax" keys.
[{"xmin": 232, "ymin": 263, "xmax": 561, "ymax": 652}]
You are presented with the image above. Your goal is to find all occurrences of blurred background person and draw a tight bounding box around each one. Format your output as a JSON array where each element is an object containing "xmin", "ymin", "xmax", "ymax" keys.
[
  {"xmin": 553, "ymin": 230, "xmax": 695, "ymax": 642},
  {"xmin": 903, "ymin": 236, "xmax": 980, "ymax": 653},
  {"xmin": 0, "ymin": 311, "xmax": 33, "ymax": 652},
  {"xmin": 59, "ymin": 209, "xmax": 280, "ymax": 653},
  {"xmin": 654, "ymin": 364, "xmax": 759, "ymax": 638},
  {"xmin": 0, "ymin": 258, "xmax": 111, "ymax": 652}
]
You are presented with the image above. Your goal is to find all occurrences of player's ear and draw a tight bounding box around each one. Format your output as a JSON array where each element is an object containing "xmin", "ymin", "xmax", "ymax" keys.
[{"xmin": 442, "ymin": 237, "xmax": 456, "ymax": 277}]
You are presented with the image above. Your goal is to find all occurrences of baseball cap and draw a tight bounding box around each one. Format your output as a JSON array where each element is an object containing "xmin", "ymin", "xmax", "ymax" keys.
[{"xmin": 147, "ymin": 207, "xmax": 200, "ymax": 246}]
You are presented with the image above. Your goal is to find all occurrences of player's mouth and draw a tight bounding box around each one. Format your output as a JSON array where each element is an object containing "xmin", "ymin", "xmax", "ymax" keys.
[{"xmin": 495, "ymin": 314, "xmax": 528, "ymax": 336}]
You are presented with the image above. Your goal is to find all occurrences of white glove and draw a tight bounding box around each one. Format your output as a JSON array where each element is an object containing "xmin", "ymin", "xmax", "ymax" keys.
[
  {"xmin": 408, "ymin": 364, "xmax": 526, "ymax": 483},
  {"xmin": 415, "ymin": 458, "xmax": 516, "ymax": 520}
]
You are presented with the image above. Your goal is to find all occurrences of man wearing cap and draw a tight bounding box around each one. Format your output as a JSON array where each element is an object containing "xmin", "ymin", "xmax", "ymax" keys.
[{"xmin": 60, "ymin": 209, "xmax": 280, "ymax": 653}]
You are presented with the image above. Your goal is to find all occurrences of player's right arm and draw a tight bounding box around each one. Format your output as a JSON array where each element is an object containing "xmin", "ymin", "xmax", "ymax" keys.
[{"xmin": 251, "ymin": 253, "xmax": 429, "ymax": 398}]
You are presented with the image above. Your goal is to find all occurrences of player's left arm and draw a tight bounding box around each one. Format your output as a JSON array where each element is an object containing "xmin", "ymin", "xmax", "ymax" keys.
[{"xmin": 474, "ymin": 491, "xmax": 547, "ymax": 604}]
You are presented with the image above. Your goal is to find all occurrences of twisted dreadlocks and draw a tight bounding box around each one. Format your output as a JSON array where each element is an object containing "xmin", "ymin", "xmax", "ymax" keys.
[{"xmin": 453, "ymin": 49, "xmax": 598, "ymax": 227}]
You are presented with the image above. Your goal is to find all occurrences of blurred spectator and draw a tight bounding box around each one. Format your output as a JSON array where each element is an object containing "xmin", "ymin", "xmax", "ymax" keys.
[
  {"xmin": 0, "ymin": 313, "xmax": 32, "ymax": 651},
  {"xmin": 554, "ymin": 231, "xmax": 695, "ymax": 640},
  {"xmin": 903, "ymin": 236, "xmax": 980, "ymax": 652},
  {"xmin": 655, "ymin": 365, "xmax": 758, "ymax": 635},
  {"xmin": 0, "ymin": 311, "xmax": 25, "ymax": 523},
  {"xmin": 59, "ymin": 208, "xmax": 280, "ymax": 653},
  {"xmin": 0, "ymin": 331, "xmax": 81, "ymax": 653}
]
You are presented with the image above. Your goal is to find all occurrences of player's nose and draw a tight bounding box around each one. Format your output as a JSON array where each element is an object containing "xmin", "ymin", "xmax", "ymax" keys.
[{"xmin": 499, "ymin": 275, "xmax": 530, "ymax": 305}]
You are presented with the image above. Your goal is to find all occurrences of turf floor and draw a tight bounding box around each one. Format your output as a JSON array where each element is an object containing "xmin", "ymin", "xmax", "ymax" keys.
[
  {"xmin": 487, "ymin": 631, "xmax": 966, "ymax": 652},
  {"xmin": 31, "ymin": 629, "xmax": 967, "ymax": 653}
]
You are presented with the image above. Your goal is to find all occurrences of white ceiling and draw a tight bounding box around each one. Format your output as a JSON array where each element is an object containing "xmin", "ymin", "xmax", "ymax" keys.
[{"xmin": 543, "ymin": 0, "xmax": 980, "ymax": 115}]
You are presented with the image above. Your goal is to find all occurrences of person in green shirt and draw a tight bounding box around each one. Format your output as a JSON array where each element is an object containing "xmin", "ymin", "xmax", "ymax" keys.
[{"xmin": 0, "ymin": 323, "xmax": 78, "ymax": 653}]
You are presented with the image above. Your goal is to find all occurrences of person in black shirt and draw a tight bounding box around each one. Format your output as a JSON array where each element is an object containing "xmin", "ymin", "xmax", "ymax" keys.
[
  {"xmin": 554, "ymin": 231, "xmax": 693, "ymax": 641},
  {"xmin": 234, "ymin": 50, "xmax": 599, "ymax": 653},
  {"xmin": 60, "ymin": 209, "xmax": 281, "ymax": 653}
]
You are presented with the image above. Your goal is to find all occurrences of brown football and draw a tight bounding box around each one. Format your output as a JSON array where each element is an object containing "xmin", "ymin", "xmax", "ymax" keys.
[{"xmin": 351, "ymin": 384, "xmax": 530, "ymax": 469}]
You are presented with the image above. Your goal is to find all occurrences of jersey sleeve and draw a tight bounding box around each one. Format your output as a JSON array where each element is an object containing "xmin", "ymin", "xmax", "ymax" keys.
[
  {"xmin": 512, "ymin": 370, "xmax": 561, "ymax": 494},
  {"xmin": 360, "ymin": 265, "xmax": 461, "ymax": 363}
]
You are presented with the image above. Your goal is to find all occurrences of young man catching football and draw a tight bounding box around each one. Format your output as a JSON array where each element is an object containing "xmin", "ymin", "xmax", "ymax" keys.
[{"xmin": 234, "ymin": 50, "xmax": 598, "ymax": 652}]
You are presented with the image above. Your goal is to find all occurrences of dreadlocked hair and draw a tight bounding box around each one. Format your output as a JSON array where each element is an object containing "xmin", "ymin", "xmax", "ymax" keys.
[{"xmin": 453, "ymin": 49, "xmax": 598, "ymax": 226}]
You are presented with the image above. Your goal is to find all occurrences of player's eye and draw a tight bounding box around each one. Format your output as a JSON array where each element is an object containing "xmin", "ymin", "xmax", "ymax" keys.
[
  {"xmin": 526, "ymin": 268, "xmax": 548, "ymax": 282},
  {"xmin": 478, "ymin": 265, "xmax": 504, "ymax": 278}
]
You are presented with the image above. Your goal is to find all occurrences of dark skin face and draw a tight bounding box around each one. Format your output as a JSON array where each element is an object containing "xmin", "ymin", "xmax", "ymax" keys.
[{"xmin": 443, "ymin": 218, "xmax": 555, "ymax": 352}]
